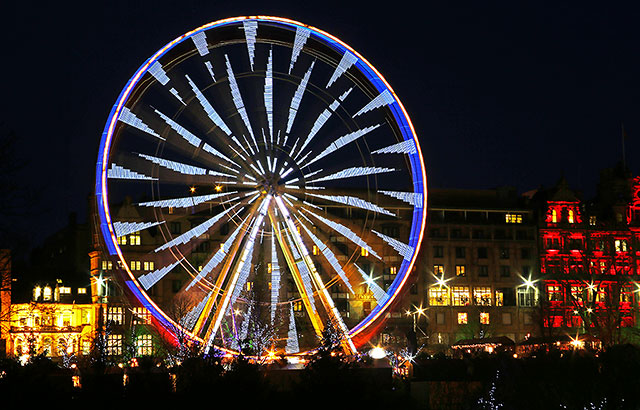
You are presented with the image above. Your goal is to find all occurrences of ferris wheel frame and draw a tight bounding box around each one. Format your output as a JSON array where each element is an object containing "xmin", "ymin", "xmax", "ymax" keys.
[{"xmin": 95, "ymin": 15, "xmax": 428, "ymax": 352}]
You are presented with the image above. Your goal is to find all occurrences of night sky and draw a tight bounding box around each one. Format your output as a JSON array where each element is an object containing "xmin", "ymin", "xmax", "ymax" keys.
[{"xmin": 2, "ymin": 1, "xmax": 640, "ymax": 246}]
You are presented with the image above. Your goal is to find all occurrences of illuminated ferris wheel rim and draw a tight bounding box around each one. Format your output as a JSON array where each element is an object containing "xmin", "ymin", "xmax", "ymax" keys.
[{"xmin": 95, "ymin": 15, "xmax": 428, "ymax": 347}]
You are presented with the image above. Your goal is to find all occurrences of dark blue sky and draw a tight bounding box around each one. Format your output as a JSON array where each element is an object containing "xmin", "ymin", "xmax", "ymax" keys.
[{"xmin": 2, "ymin": 1, "xmax": 640, "ymax": 245}]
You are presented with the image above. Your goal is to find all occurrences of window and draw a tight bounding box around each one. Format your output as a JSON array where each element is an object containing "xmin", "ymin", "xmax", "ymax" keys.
[
  {"xmin": 136, "ymin": 334, "xmax": 154, "ymax": 356},
  {"xmin": 452, "ymin": 286, "xmax": 470, "ymax": 306},
  {"xmin": 102, "ymin": 260, "xmax": 113, "ymax": 270},
  {"xmin": 506, "ymin": 213, "xmax": 522, "ymax": 223},
  {"xmin": 107, "ymin": 307, "xmax": 123, "ymax": 325},
  {"xmin": 133, "ymin": 307, "xmax": 151, "ymax": 324},
  {"xmin": 547, "ymin": 285, "xmax": 563, "ymax": 302},
  {"xmin": 293, "ymin": 300, "xmax": 303, "ymax": 312},
  {"xmin": 382, "ymin": 225, "xmax": 400, "ymax": 238},
  {"xmin": 246, "ymin": 282, "xmax": 253, "ymax": 292},
  {"xmin": 143, "ymin": 261, "xmax": 155, "ymax": 271},
  {"xmin": 521, "ymin": 248, "xmax": 531, "ymax": 259},
  {"xmin": 428, "ymin": 286, "xmax": 450, "ymax": 306},
  {"xmin": 170, "ymin": 222, "xmax": 181, "ymax": 234},
  {"xmin": 495, "ymin": 290, "xmax": 504, "ymax": 306},
  {"xmin": 516, "ymin": 288, "xmax": 535, "ymax": 307},
  {"xmin": 457, "ymin": 312, "xmax": 468, "ymax": 325},
  {"xmin": 360, "ymin": 247, "xmax": 369, "ymax": 257},
  {"xmin": 478, "ymin": 265, "xmax": 489, "ymax": 277},
  {"xmin": 172, "ymin": 280, "xmax": 182, "ymax": 293},
  {"xmin": 59, "ymin": 287, "xmax": 71, "ymax": 295},
  {"xmin": 522, "ymin": 266, "xmax": 531, "ymax": 276},
  {"xmin": 473, "ymin": 287, "xmax": 492, "ymax": 306},
  {"xmin": 78, "ymin": 288, "xmax": 87, "ymax": 294},
  {"xmin": 472, "ymin": 229, "xmax": 485, "ymax": 239},
  {"xmin": 436, "ymin": 312, "xmax": 445, "ymax": 325},
  {"xmin": 589, "ymin": 216, "xmax": 597, "ymax": 226},
  {"xmin": 551, "ymin": 209, "xmax": 558, "ymax": 223},
  {"xmin": 455, "ymin": 247, "xmax": 466, "ymax": 258},
  {"xmin": 106, "ymin": 334, "xmax": 122, "ymax": 356},
  {"xmin": 570, "ymin": 285, "xmax": 585, "ymax": 303},
  {"xmin": 312, "ymin": 245, "xmax": 319, "ymax": 255},
  {"xmin": 130, "ymin": 260, "xmax": 141, "ymax": 271},
  {"xmin": 500, "ymin": 265, "xmax": 510, "ymax": 277},
  {"xmin": 477, "ymin": 247, "xmax": 488, "ymax": 259},
  {"xmin": 568, "ymin": 209, "xmax": 575, "ymax": 224},
  {"xmin": 615, "ymin": 239, "xmax": 628, "ymax": 252},
  {"xmin": 433, "ymin": 264, "xmax": 444, "ymax": 275},
  {"xmin": 129, "ymin": 231, "xmax": 141, "ymax": 245},
  {"xmin": 433, "ymin": 246, "xmax": 443, "ymax": 258},
  {"xmin": 502, "ymin": 312, "xmax": 512, "ymax": 325},
  {"xmin": 480, "ymin": 312, "xmax": 490, "ymax": 325},
  {"xmin": 500, "ymin": 248, "xmax": 510, "ymax": 259},
  {"xmin": 117, "ymin": 235, "xmax": 127, "ymax": 245},
  {"xmin": 451, "ymin": 229, "xmax": 462, "ymax": 238},
  {"xmin": 455, "ymin": 265, "xmax": 466, "ymax": 277}
]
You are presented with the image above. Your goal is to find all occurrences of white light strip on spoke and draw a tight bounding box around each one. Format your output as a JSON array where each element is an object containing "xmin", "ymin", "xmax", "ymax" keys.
[
  {"xmin": 186, "ymin": 74, "xmax": 232, "ymax": 136},
  {"xmin": 148, "ymin": 61, "xmax": 170, "ymax": 85},
  {"xmin": 113, "ymin": 221, "xmax": 164, "ymax": 237},
  {"xmin": 327, "ymin": 51, "xmax": 357, "ymax": 88},
  {"xmin": 285, "ymin": 303, "xmax": 300, "ymax": 353},
  {"xmin": 372, "ymin": 229, "xmax": 414, "ymax": 261},
  {"xmin": 205, "ymin": 61, "xmax": 216, "ymax": 82},
  {"xmin": 289, "ymin": 26, "xmax": 311, "ymax": 74},
  {"xmin": 138, "ymin": 153, "xmax": 207, "ymax": 175},
  {"xmin": 118, "ymin": 107, "xmax": 163, "ymax": 140},
  {"xmin": 301, "ymin": 208, "xmax": 380, "ymax": 259},
  {"xmin": 191, "ymin": 31, "xmax": 209, "ymax": 56},
  {"xmin": 353, "ymin": 89, "xmax": 395, "ymax": 118},
  {"xmin": 225, "ymin": 55, "xmax": 255, "ymax": 141},
  {"xmin": 265, "ymin": 48, "xmax": 274, "ymax": 139},
  {"xmin": 202, "ymin": 143, "xmax": 240, "ymax": 167},
  {"xmin": 307, "ymin": 166, "xmax": 395, "ymax": 184},
  {"xmin": 137, "ymin": 191, "xmax": 236, "ymax": 209},
  {"xmin": 270, "ymin": 236, "xmax": 281, "ymax": 325},
  {"xmin": 295, "ymin": 88, "xmax": 352, "ymax": 159},
  {"xmin": 154, "ymin": 109, "xmax": 201, "ymax": 147},
  {"xmin": 183, "ymin": 291, "xmax": 212, "ymax": 330},
  {"xmin": 298, "ymin": 220, "xmax": 354, "ymax": 293},
  {"xmin": 185, "ymin": 215, "xmax": 249, "ymax": 291},
  {"xmin": 305, "ymin": 193, "xmax": 395, "ymax": 216},
  {"xmin": 138, "ymin": 258, "xmax": 184, "ymax": 290},
  {"xmin": 243, "ymin": 20, "xmax": 257, "ymax": 71},
  {"xmin": 371, "ymin": 139, "xmax": 417, "ymax": 155},
  {"xmin": 155, "ymin": 204, "xmax": 240, "ymax": 252},
  {"xmin": 238, "ymin": 303, "xmax": 252, "ymax": 344},
  {"xmin": 303, "ymin": 124, "xmax": 380, "ymax": 167},
  {"xmin": 286, "ymin": 61, "xmax": 315, "ymax": 135},
  {"xmin": 107, "ymin": 163, "xmax": 157, "ymax": 181},
  {"xmin": 378, "ymin": 190, "xmax": 423, "ymax": 208},
  {"xmin": 355, "ymin": 265, "xmax": 388, "ymax": 306},
  {"xmin": 302, "ymin": 169, "xmax": 322, "ymax": 180},
  {"xmin": 170, "ymin": 88, "xmax": 186, "ymax": 105}
]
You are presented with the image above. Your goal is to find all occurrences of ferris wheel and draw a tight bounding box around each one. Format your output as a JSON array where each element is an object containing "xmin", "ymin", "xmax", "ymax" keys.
[{"xmin": 95, "ymin": 16, "xmax": 427, "ymax": 355}]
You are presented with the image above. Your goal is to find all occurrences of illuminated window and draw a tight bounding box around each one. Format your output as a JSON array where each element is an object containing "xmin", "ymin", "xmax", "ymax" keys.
[
  {"xmin": 570, "ymin": 285, "xmax": 585, "ymax": 303},
  {"xmin": 267, "ymin": 263, "xmax": 272, "ymax": 273},
  {"xmin": 168, "ymin": 206, "xmax": 174, "ymax": 214},
  {"xmin": 43, "ymin": 286, "xmax": 52, "ymax": 301},
  {"xmin": 135, "ymin": 334, "xmax": 154, "ymax": 356},
  {"xmin": 312, "ymin": 245, "xmax": 319, "ymax": 255},
  {"xmin": 620, "ymin": 286, "xmax": 633, "ymax": 303},
  {"xmin": 117, "ymin": 235, "xmax": 127, "ymax": 245},
  {"xmin": 133, "ymin": 307, "xmax": 151, "ymax": 324},
  {"xmin": 129, "ymin": 231, "xmax": 141, "ymax": 245},
  {"xmin": 551, "ymin": 209, "xmax": 557, "ymax": 223},
  {"xmin": 428, "ymin": 286, "xmax": 450, "ymax": 306},
  {"xmin": 495, "ymin": 290, "xmax": 504, "ymax": 306},
  {"xmin": 433, "ymin": 264, "xmax": 444, "ymax": 275},
  {"xmin": 59, "ymin": 287, "xmax": 71, "ymax": 294},
  {"xmin": 517, "ymin": 288, "xmax": 536, "ymax": 307},
  {"xmin": 389, "ymin": 266, "xmax": 397, "ymax": 275},
  {"xmin": 293, "ymin": 300, "xmax": 303, "ymax": 312},
  {"xmin": 615, "ymin": 239, "xmax": 628, "ymax": 252},
  {"xmin": 452, "ymin": 286, "xmax": 470, "ymax": 306},
  {"xmin": 102, "ymin": 260, "xmax": 113, "ymax": 270},
  {"xmin": 106, "ymin": 334, "xmax": 122, "ymax": 356},
  {"xmin": 361, "ymin": 247, "xmax": 369, "ymax": 257},
  {"xmin": 130, "ymin": 261, "xmax": 141, "ymax": 271},
  {"xmin": 473, "ymin": 287, "xmax": 492, "ymax": 306},
  {"xmin": 599, "ymin": 261, "xmax": 607, "ymax": 273},
  {"xmin": 246, "ymin": 282, "xmax": 253, "ymax": 292},
  {"xmin": 107, "ymin": 307, "xmax": 124, "ymax": 325},
  {"xmin": 455, "ymin": 265, "xmax": 466, "ymax": 277},
  {"xmin": 547, "ymin": 285, "xmax": 563, "ymax": 302},
  {"xmin": 480, "ymin": 312, "xmax": 490, "ymax": 325},
  {"xmin": 568, "ymin": 209, "xmax": 575, "ymax": 224},
  {"xmin": 506, "ymin": 213, "xmax": 522, "ymax": 224},
  {"xmin": 457, "ymin": 312, "xmax": 468, "ymax": 325},
  {"xmin": 143, "ymin": 261, "xmax": 155, "ymax": 271},
  {"xmin": 77, "ymin": 288, "xmax": 87, "ymax": 294},
  {"xmin": 589, "ymin": 216, "xmax": 596, "ymax": 226}
]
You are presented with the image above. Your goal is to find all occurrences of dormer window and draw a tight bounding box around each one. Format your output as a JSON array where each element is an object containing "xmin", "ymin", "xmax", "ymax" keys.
[
  {"xmin": 551, "ymin": 209, "xmax": 558, "ymax": 223},
  {"xmin": 568, "ymin": 209, "xmax": 575, "ymax": 224}
]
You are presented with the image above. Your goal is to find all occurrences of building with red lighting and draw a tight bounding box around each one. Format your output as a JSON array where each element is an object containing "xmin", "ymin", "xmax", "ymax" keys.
[{"xmin": 536, "ymin": 165, "xmax": 640, "ymax": 346}]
